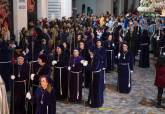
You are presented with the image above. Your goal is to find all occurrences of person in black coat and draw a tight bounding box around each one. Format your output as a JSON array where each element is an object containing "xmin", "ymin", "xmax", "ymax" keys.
[
  {"xmin": 78, "ymin": 41, "xmax": 90, "ymax": 88},
  {"xmin": 117, "ymin": 42, "xmax": 134, "ymax": 93},
  {"xmin": 10, "ymin": 54, "xmax": 29, "ymax": 114},
  {"xmin": 104, "ymin": 33, "xmax": 115, "ymax": 72},
  {"xmin": 94, "ymin": 40, "xmax": 107, "ymax": 104},
  {"xmin": 95, "ymin": 39, "xmax": 107, "ymax": 82},
  {"xmin": 139, "ymin": 29, "xmax": 150, "ymax": 68},
  {"xmin": 68, "ymin": 48, "xmax": 84, "ymax": 102},
  {"xmin": 159, "ymin": 28, "xmax": 165, "ymax": 55},
  {"xmin": 31, "ymin": 54, "xmax": 51, "ymax": 92},
  {"xmin": 79, "ymin": 41, "xmax": 89, "ymax": 60},
  {"xmin": 26, "ymin": 75, "xmax": 56, "ymax": 114},
  {"xmin": 0, "ymin": 40, "xmax": 11, "ymax": 91},
  {"xmin": 62, "ymin": 42, "xmax": 70, "ymax": 59},
  {"xmin": 87, "ymin": 48, "xmax": 105, "ymax": 108},
  {"xmin": 125, "ymin": 21, "xmax": 138, "ymax": 63},
  {"xmin": 52, "ymin": 45, "xmax": 69, "ymax": 100},
  {"xmin": 39, "ymin": 39, "xmax": 50, "ymax": 56},
  {"xmin": 152, "ymin": 25, "xmax": 161, "ymax": 57}
]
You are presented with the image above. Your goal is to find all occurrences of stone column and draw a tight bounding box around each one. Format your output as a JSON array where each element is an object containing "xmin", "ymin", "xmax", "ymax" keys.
[
  {"xmin": 118, "ymin": 0, "xmax": 124, "ymax": 15},
  {"xmin": 13, "ymin": 0, "xmax": 27, "ymax": 44},
  {"xmin": 37, "ymin": 0, "xmax": 48, "ymax": 19},
  {"xmin": 61, "ymin": 0, "xmax": 72, "ymax": 18}
]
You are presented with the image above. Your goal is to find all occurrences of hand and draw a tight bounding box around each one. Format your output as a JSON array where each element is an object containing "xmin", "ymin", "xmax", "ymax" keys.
[
  {"xmin": 90, "ymin": 55, "xmax": 94, "ymax": 59},
  {"xmin": 11, "ymin": 44, "xmax": 16, "ymax": 49},
  {"xmin": 102, "ymin": 68, "xmax": 106, "ymax": 70},
  {"xmin": 26, "ymin": 48, "xmax": 29, "ymax": 53},
  {"xmin": 130, "ymin": 70, "xmax": 133, "ymax": 73},
  {"xmin": 83, "ymin": 61, "xmax": 88, "ymax": 66},
  {"xmin": 26, "ymin": 92, "xmax": 31, "ymax": 100},
  {"xmin": 68, "ymin": 66, "xmax": 71, "ymax": 71},
  {"xmin": 22, "ymin": 51, "xmax": 26, "ymax": 56},
  {"xmin": 138, "ymin": 50, "xmax": 141, "ymax": 53},
  {"xmin": 80, "ymin": 60, "xmax": 85, "ymax": 64},
  {"xmin": 156, "ymin": 36, "xmax": 160, "ymax": 41},
  {"xmin": 163, "ymin": 52, "xmax": 165, "ymax": 56},
  {"xmin": 30, "ymin": 74, "xmax": 35, "ymax": 81},
  {"xmin": 11, "ymin": 75, "xmax": 15, "ymax": 80},
  {"xmin": 52, "ymin": 60, "xmax": 57, "ymax": 66},
  {"xmin": 118, "ymin": 53, "xmax": 121, "ymax": 58},
  {"xmin": 40, "ymin": 50, "xmax": 44, "ymax": 55}
]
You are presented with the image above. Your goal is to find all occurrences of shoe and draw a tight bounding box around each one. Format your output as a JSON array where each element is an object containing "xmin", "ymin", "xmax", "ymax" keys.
[
  {"xmin": 156, "ymin": 104, "xmax": 163, "ymax": 108},
  {"xmin": 156, "ymin": 102, "xmax": 163, "ymax": 108},
  {"xmin": 85, "ymin": 101, "xmax": 90, "ymax": 105}
]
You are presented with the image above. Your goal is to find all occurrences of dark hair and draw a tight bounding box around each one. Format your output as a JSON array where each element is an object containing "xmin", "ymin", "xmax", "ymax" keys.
[
  {"xmin": 38, "ymin": 54, "xmax": 47, "ymax": 63},
  {"xmin": 39, "ymin": 75, "xmax": 53, "ymax": 93},
  {"xmin": 121, "ymin": 42, "xmax": 128, "ymax": 52}
]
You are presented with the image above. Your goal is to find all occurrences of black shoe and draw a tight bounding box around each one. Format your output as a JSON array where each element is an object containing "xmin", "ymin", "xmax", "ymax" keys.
[
  {"xmin": 156, "ymin": 103, "xmax": 163, "ymax": 108},
  {"xmin": 85, "ymin": 101, "xmax": 90, "ymax": 105}
]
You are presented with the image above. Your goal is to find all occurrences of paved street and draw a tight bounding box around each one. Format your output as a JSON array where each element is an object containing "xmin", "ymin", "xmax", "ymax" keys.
[{"xmin": 56, "ymin": 57, "xmax": 165, "ymax": 114}]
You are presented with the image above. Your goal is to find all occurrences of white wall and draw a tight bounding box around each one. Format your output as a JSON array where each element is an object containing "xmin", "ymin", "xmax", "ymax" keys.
[
  {"xmin": 118, "ymin": 0, "xmax": 124, "ymax": 15},
  {"xmin": 96, "ymin": 0, "xmax": 113, "ymax": 15},
  {"xmin": 75, "ymin": 0, "xmax": 96, "ymax": 14},
  {"xmin": 128, "ymin": 0, "xmax": 140, "ymax": 11},
  {"xmin": 48, "ymin": 0, "xmax": 61, "ymax": 19},
  {"xmin": 61, "ymin": 0, "xmax": 72, "ymax": 18},
  {"xmin": 13, "ymin": 0, "xmax": 27, "ymax": 44},
  {"xmin": 37, "ymin": 0, "xmax": 48, "ymax": 19}
]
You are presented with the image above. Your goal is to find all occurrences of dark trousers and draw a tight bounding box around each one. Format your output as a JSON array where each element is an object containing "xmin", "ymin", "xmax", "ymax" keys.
[
  {"xmin": 158, "ymin": 87, "xmax": 163, "ymax": 97},
  {"xmin": 157, "ymin": 87, "xmax": 164, "ymax": 105}
]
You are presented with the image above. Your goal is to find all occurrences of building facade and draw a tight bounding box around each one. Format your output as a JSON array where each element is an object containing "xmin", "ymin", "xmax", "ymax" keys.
[{"xmin": 0, "ymin": 0, "xmax": 140, "ymax": 43}]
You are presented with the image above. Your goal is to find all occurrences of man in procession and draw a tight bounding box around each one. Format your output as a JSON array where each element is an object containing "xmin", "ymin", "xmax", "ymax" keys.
[{"xmin": 10, "ymin": 54, "xmax": 29, "ymax": 114}]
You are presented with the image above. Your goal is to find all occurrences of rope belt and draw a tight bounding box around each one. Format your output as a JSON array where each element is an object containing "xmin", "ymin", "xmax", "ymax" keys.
[
  {"xmin": 70, "ymin": 71, "xmax": 82, "ymax": 99},
  {"xmin": 119, "ymin": 63, "xmax": 129, "ymax": 65},
  {"xmin": 0, "ymin": 61, "xmax": 11, "ymax": 64},
  {"xmin": 32, "ymin": 84, "xmax": 39, "ymax": 87},
  {"xmin": 92, "ymin": 69, "xmax": 102, "ymax": 73},
  {"xmin": 70, "ymin": 71, "xmax": 82, "ymax": 74},
  {"xmin": 140, "ymin": 43, "xmax": 148, "ymax": 46},
  {"xmin": 55, "ymin": 66, "xmax": 65, "ymax": 69},
  {"xmin": 15, "ymin": 80, "xmax": 26, "ymax": 83},
  {"xmin": 106, "ymin": 50, "xmax": 113, "ymax": 52},
  {"xmin": 55, "ymin": 66, "xmax": 65, "ymax": 95}
]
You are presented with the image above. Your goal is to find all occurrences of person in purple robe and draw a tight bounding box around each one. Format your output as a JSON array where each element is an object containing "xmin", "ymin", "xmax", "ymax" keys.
[{"xmin": 68, "ymin": 48, "xmax": 84, "ymax": 102}]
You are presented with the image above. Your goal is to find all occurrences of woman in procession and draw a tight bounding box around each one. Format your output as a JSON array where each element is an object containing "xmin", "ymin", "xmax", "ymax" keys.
[
  {"xmin": 117, "ymin": 42, "xmax": 134, "ymax": 93},
  {"xmin": 87, "ymin": 48, "xmax": 105, "ymax": 108},
  {"xmin": 104, "ymin": 33, "xmax": 115, "ymax": 72},
  {"xmin": 52, "ymin": 45, "xmax": 69, "ymax": 101},
  {"xmin": 26, "ymin": 75, "xmax": 56, "ymax": 114},
  {"xmin": 68, "ymin": 48, "xmax": 84, "ymax": 103}
]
